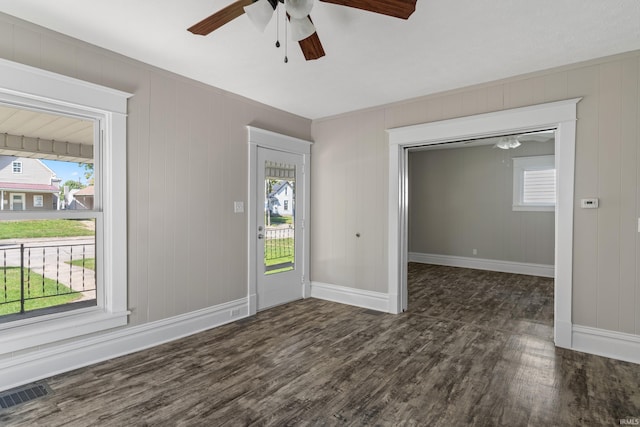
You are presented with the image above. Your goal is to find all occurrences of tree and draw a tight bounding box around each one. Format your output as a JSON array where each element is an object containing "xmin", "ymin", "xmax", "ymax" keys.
[
  {"xmin": 82, "ymin": 163, "xmax": 94, "ymax": 185},
  {"xmin": 62, "ymin": 180, "xmax": 84, "ymax": 190}
]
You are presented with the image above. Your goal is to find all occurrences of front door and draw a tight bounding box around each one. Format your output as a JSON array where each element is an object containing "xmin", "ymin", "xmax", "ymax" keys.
[
  {"xmin": 10, "ymin": 193, "xmax": 25, "ymax": 210},
  {"xmin": 256, "ymin": 147, "xmax": 305, "ymax": 310}
]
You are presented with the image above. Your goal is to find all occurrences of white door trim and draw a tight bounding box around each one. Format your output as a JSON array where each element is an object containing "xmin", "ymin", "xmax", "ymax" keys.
[
  {"xmin": 247, "ymin": 127, "xmax": 312, "ymax": 316},
  {"xmin": 9, "ymin": 192, "xmax": 25, "ymax": 210},
  {"xmin": 386, "ymin": 98, "xmax": 581, "ymax": 349}
]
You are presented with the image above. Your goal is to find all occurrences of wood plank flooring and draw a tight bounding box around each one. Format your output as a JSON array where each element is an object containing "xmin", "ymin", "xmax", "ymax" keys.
[{"xmin": 1, "ymin": 263, "xmax": 639, "ymax": 426}]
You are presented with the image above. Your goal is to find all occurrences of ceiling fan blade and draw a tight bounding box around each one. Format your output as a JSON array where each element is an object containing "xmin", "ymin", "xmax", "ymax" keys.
[
  {"xmin": 298, "ymin": 31, "xmax": 325, "ymax": 60},
  {"xmin": 319, "ymin": 0, "xmax": 416, "ymax": 19},
  {"xmin": 295, "ymin": 15, "xmax": 325, "ymax": 60},
  {"xmin": 188, "ymin": 0, "xmax": 254, "ymax": 35}
]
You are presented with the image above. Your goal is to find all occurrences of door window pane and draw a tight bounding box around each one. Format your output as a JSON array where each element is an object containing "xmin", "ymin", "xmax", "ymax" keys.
[{"xmin": 264, "ymin": 161, "xmax": 295, "ymax": 275}]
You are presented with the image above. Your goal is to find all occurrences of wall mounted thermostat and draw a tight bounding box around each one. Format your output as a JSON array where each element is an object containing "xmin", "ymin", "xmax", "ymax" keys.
[{"xmin": 580, "ymin": 198, "xmax": 599, "ymax": 209}]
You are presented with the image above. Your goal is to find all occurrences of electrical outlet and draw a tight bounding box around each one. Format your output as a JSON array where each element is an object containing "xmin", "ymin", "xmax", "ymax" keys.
[
  {"xmin": 233, "ymin": 201, "xmax": 244, "ymax": 213},
  {"xmin": 581, "ymin": 198, "xmax": 599, "ymax": 209},
  {"xmin": 472, "ymin": 249, "xmax": 477, "ymax": 256},
  {"xmin": 230, "ymin": 308, "xmax": 240, "ymax": 317}
]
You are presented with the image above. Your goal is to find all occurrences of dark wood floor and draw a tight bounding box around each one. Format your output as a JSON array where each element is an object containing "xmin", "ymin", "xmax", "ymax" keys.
[{"xmin": 2, "ymin": 263, "xmax": 639, "ymax": 426}]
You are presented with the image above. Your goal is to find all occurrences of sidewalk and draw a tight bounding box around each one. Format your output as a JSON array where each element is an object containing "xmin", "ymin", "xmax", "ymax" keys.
[{"xmin": 0, "ymin": 236, "xmax": 97, "ymax": 301}]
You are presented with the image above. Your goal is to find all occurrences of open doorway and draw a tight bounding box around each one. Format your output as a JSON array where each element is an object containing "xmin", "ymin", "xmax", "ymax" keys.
[
  {"xmin": 406, "ymin": 131, "xmax": 556, "ymax": 339},
  {"xmin": 386, "ymin": 99, "xmax": 581, "ymax": 349}
]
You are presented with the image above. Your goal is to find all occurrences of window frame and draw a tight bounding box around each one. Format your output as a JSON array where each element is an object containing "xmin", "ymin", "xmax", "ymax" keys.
[
  {"xmin": 512, "ymin": 155, "xmax": 556, "ymax": 212},
  {"xmin": 0, "ymin": 58, "xmax": 131, "ymax": 354},
  {"xmin": 33, "ymin": 194, "xmax": 44, "ymax": 208},
  {"xmin": 12, "ymin": 161, "xmax": 22, "ymax": 173}
]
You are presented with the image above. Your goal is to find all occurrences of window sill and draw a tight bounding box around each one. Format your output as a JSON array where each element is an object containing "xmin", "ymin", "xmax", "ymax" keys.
[
  {"xmin": 0, "ymin": 307, "xmax": 129, "ymax": 355},
  {"xmin": 512, "ymin": 205, "xmax": 555, "ymax": 212}
]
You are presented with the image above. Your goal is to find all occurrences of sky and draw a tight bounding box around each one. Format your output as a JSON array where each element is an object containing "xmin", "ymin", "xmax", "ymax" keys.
[{"xmin": 42, "ymin": 159, "xmax": 89, "ymax": 186}]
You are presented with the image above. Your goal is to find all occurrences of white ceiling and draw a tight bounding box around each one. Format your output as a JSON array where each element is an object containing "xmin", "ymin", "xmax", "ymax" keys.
[{"xmin": 0, "ymin": 1, "xmax": 639, "ymax": 119}]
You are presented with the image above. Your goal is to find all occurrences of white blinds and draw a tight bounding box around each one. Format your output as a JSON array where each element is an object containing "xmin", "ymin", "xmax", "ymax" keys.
[
  {"xmin": 523, "ymin": 169, "xmax": 556, "ymax": 204},
  {"xmin": 265, "ymin": 161, "xmax": 295, "ymax": 179}
]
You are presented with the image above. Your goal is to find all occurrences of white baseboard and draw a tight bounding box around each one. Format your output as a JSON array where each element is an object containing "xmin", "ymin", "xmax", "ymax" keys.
[
  {"xmin": 409, "ymin": 252, "xmax": 554, "ymax": 278},
  {"xmin": 0, "ymin": 298, "xmax": 249, "ymax": 392},
  {"xmin": 311, "ymin": 282, "xmax": 389, "ymax": 313},
  {"xmin": 572, "ymin": 325, "xmax": 640, "ymax": 365}
]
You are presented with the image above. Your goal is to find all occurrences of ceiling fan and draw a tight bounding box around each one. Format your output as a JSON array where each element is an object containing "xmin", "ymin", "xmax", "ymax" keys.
[
  {"xmin": 188, "ymin": 0, "xmax": 418, "ymax": 61},
  {"xmin": 494, "ymin": 130, "xmax": 555, "ymax": 149}
]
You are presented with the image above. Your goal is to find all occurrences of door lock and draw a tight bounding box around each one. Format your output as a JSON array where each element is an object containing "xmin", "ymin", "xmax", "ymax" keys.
[{"xmin": 258, "ymin": 233, "xmax": 264, "ymax": 239}]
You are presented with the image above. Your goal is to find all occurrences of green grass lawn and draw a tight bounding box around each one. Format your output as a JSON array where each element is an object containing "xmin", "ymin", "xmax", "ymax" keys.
[
  {"xmin": 0, "ymin": 219, "xmax": 94, "ymax": 240},
  {"xmin": 0, "ymin": 267, "xmax": 82, "ymax": 315},
  {"xmin": 67, "ymin": 258, "xmax": 96, "ymax": 270},
  {"xmin": 265, "ymin": 238, "xmax": 294, "ymax": 266},
  {"xmin": 265, "ymin": 237, "xmax": 294, "ymax": 275},
  {"xmin": 267, "ymin": 215, "xmax": 293, "ymax": 226}
]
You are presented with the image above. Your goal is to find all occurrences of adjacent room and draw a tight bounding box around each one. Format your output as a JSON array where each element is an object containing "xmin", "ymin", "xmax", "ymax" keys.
[
  {"xmin": 0, "ymin": 0, "xmax": 639, "ymax": 425},
  {"xmin": 407, "ymin": 132, "xmax": 556, "ymax": 340}
]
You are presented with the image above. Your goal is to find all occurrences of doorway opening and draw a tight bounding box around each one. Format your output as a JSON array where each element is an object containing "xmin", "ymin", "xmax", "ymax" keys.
[
  {"xmin": 406, "ymin": 130, "xmax": 556, "ymax": 340},
  {"xmin": 387, "ymin": 99, "xmax": 581, "ymax": 349}
]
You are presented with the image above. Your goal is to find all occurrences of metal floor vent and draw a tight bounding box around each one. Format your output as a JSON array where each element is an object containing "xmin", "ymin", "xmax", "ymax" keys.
[{"xmin": 0, "ymin": 381, "xmax": 52, "ymax": 411}]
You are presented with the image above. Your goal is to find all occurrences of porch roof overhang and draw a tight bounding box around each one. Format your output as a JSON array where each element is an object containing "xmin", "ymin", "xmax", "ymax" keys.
[{"xmin": 0, "ymin": 182, "xmax": 59, "ymax": 193}]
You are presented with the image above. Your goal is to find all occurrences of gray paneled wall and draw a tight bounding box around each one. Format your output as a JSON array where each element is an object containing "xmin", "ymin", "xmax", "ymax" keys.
[
  {"xmin": 312, "ymin": 50, "xmax": 640, "ymax": 335},
  {"xmin": 0, "ymin": 13, "xmax": 311, "ymax": 327},
  {"xmin": 2, "ymin": 11, "xmax": 638, "ymax": 338},
  {"xmin": 408, "ymin": 142, "xmax": 555, "ymax": 265}
]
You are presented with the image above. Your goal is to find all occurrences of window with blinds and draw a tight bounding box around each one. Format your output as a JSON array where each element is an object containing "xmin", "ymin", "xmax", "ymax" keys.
[{"xmin": 513, "ymin": 155, "xmax": 556, "ymax": 211}]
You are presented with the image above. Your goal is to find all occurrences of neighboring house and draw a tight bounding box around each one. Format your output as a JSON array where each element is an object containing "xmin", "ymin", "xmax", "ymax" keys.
[
  {"xmin": 67, "ymin": 185, "xmax": 94, "ymax": 210},
  {"xmin": 267, "ymin": 180, "xmax": 293, "ymax": 216},
  {"xmin": 0, "ymin": 155, "xmax": 60, "ymax": 211}
]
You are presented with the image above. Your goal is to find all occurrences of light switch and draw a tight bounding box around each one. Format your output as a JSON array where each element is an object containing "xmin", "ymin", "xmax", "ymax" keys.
[{"xmin": 233, "ymin": 201, "xmax": 244, "ymax": 213}]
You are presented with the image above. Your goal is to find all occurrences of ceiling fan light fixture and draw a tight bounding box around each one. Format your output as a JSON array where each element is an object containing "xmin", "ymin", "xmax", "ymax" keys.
[
  {"xmin": 289, "ymin": 16, "xmax": 316, "ymax": 41},
  {"xmin": 495, "ymin": 136, "xmax": 522, "ymax": 150},
  {"xmin": 284, "ymin": 0, "xmax": 314, "ymax": 19},
  {"xmin": 244, "ymin": 0, "xmax": 275, "ymax": 32}
]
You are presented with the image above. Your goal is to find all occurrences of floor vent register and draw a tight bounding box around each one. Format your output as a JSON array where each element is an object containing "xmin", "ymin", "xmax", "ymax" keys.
[{"xmin": 0, "ymin": 382, "xmax": 52, "ymax": 411}]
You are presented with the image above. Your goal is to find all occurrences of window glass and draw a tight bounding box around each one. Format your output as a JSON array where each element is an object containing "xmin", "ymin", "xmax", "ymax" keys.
[{"xmin": 0, "ymin": 104, "xmax": 97, "ymax": 321}]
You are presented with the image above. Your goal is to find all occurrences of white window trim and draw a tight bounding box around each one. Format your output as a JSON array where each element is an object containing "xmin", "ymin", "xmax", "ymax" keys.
[
  {"xmin": 0, "ymin": 58, "xmax": 132, "ymax": 355},
  {"xmin": 512, "ymin": 155, "xmax": 556, "ymax": 212}
]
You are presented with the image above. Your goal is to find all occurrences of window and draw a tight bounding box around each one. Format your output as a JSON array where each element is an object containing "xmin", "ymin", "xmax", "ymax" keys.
[
  {"xmin": 284, "ymin": 200, "xmax": 289, "ymax": 210},
  {"xmin": 0, "ymin": 57, "xmax": 130, "ymax": 355},
  {"xmin": 33, "ymin": 194, "xmax": 43, "ymax": 207},
  {"xmin": 512, "ymin": 155, "xmax": 556, "ymax": 211},
  {"xmin": 12, "ymin": 161, "xmax": 22, "ymax": 173}
]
